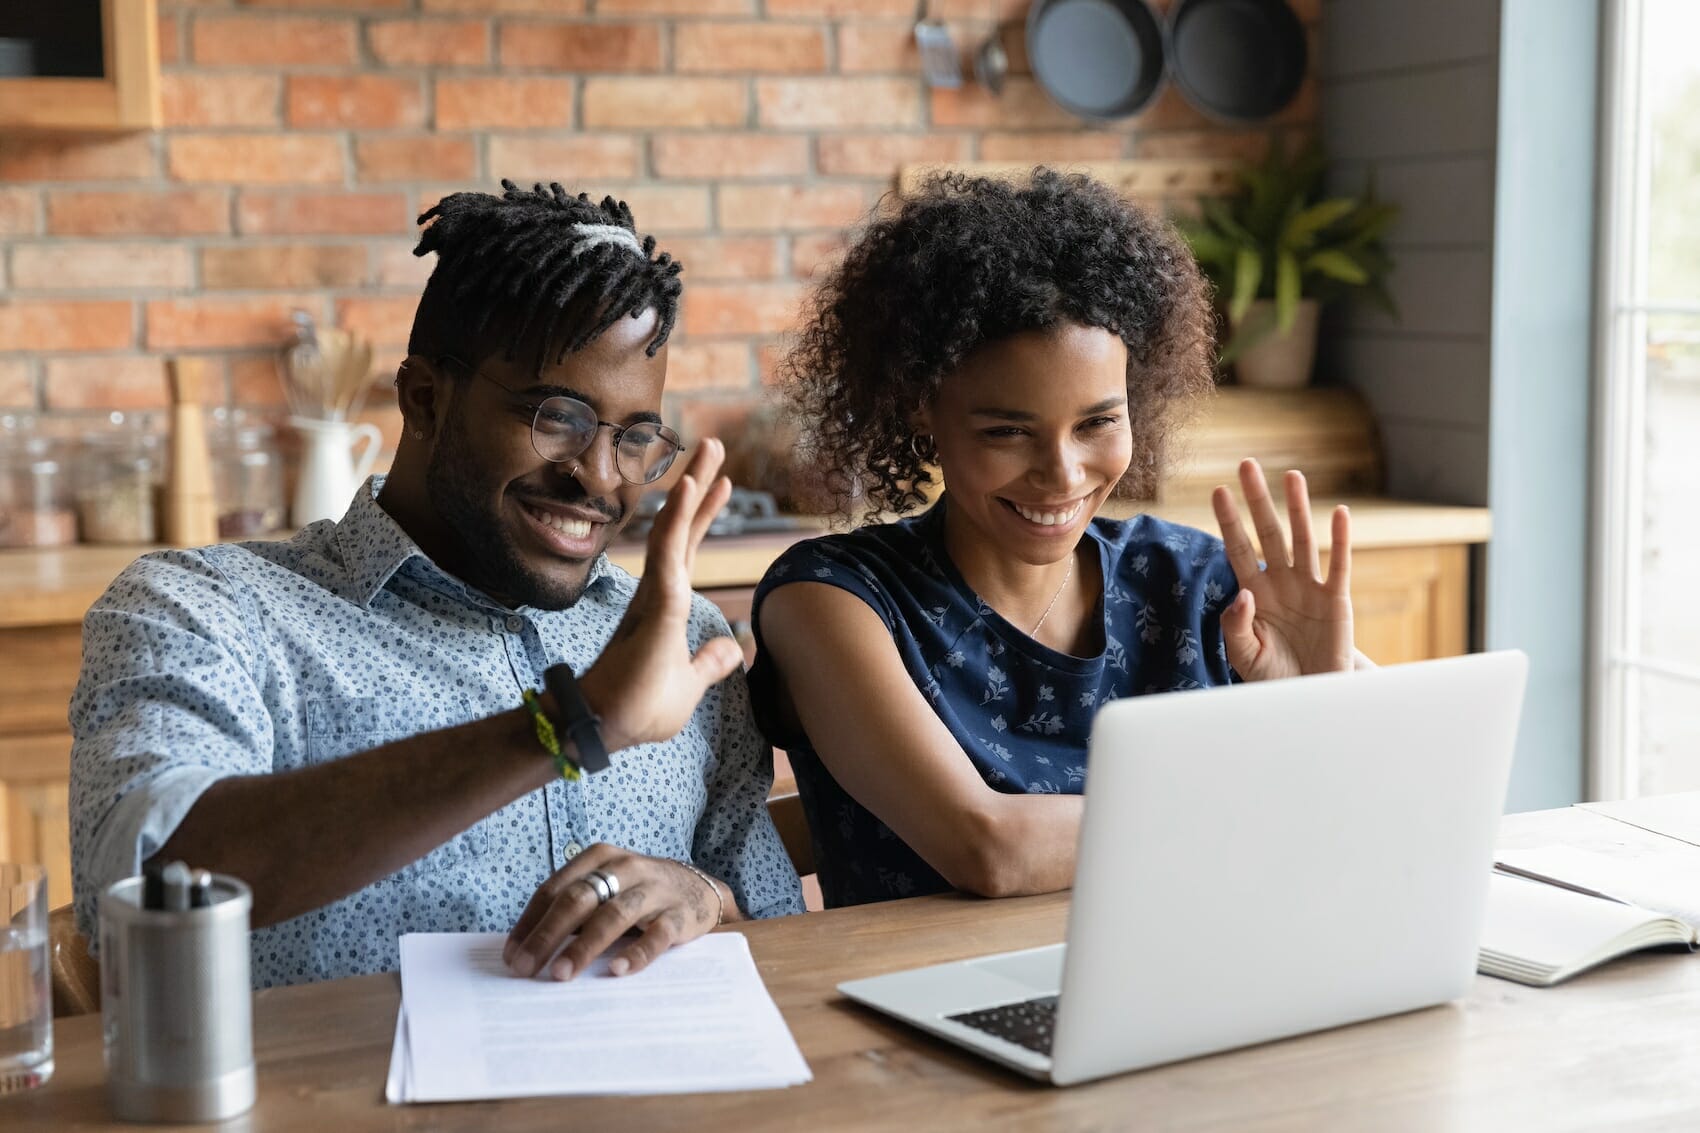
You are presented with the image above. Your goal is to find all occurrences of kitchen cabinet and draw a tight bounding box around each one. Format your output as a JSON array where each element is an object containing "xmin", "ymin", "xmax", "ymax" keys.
[{"xmin": 0, "ymin": 0, "xmax": 161, "ymax": 132}]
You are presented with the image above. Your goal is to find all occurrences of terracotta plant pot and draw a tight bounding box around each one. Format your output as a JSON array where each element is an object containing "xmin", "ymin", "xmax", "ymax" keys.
[{"xmin": 1232, "ymin": 298, "xmax": 1321, "ymax": 389}]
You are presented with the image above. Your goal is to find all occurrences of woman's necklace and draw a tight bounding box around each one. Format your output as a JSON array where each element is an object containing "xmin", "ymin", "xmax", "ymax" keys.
[{"xmin": 1029, "ymin": 555, "xmax": 1075, "ymax": 637}]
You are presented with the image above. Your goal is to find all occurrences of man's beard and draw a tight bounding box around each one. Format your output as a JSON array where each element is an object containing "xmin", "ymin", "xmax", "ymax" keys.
[{"xmin": 423, "ymin": 418, "xmax": 596, "ymax": 611}]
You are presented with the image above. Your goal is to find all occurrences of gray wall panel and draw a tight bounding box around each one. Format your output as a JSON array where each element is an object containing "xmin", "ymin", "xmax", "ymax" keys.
[
  {"xmin": 1322, "ymin": 0, "xmax": 1499, "ymax": 509},
  {"xmin": 1323, "ymin": 0, "xmax": 1500, "ymax": 79},
  {"xmin": 1337, "ymin": 248, "xmax": 1495, "ymax": 338},
  {"xmin": 1376, "ymin": 420, "xmax": 1492, "ymax": 502},
  {"xmin": 1327, "ymin": 63, "xmax": 1499, "ymax": 161},
  {"xmin": 1332, "ymin": 156, "xmax": 1497, "ymax": 248},
  {"xmin": 1329, "ymin": 336, "xmax": 1493, "ymax": 427}
]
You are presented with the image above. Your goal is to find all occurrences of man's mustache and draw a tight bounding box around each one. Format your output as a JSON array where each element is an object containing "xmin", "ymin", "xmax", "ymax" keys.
[{"xmin": 515, "ymin": 483, "xmax": 622, "ymax": 523}]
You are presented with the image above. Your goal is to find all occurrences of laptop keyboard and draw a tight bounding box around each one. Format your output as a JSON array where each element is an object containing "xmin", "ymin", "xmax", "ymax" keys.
[{"xmin": 946, "ymin": 995, "xmax": 1058, "ymax": 1055}]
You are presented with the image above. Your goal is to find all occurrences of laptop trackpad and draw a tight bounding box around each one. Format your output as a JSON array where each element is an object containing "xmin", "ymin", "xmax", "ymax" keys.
[{"xmin": 967, "ymin": 945, "xmax": 1065, "ymax": 995}]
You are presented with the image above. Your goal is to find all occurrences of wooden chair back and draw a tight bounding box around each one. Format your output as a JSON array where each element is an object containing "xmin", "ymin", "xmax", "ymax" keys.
[
  {"xmin": 766, "ymin": 791, "xmax": 815, "ymax": 878},
  {"xmin": 48, "ymin": 902, "xmax": 101, "ymax": 1017}
]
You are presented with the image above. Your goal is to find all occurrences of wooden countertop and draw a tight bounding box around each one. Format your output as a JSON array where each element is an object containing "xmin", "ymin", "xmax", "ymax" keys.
[{"xmin": 0, "ymin": 496, "xmax": 1489, "ymax": 630}]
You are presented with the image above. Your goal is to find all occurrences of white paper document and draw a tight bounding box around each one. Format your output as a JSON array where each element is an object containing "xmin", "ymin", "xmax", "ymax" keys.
[{"xmin": 385, "ymin": 932, "xmax": 811, "ymax": 1103}]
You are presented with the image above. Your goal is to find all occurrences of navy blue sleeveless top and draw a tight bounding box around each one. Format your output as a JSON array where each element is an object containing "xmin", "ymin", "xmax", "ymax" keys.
[{"xmin": 747, "ymin": 497, "xmax": 1240, "ymax": 908}]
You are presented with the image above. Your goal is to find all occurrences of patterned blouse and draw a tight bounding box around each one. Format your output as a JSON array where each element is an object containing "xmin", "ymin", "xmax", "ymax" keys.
[
  {"xmin": 70, "ymin": 476, "xmax": 804, "ymax": 988},
  {"xmin": 748, "ymin": 497, "xmax": 1239, "ymax": 908}
]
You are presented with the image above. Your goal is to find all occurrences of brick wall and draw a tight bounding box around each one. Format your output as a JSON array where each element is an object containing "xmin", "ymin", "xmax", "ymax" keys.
[{"xmin": 0, "ymin": 0, "xmax": 1319, "ymax": 458}]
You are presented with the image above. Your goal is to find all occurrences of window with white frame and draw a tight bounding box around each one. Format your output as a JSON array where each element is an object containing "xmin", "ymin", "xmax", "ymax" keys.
[{"xmin": 1594, "ymin": 0, "xmax": 1700, "ymax": 798}]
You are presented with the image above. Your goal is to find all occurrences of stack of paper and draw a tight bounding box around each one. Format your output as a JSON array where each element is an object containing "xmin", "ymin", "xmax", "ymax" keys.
[{"xmin": 386, "ymin": 932, "xmax": 811, "ymax": 1102}]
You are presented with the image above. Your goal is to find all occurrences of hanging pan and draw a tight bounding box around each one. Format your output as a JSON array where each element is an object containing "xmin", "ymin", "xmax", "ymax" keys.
[
  {"xmin": 1167, "ymin": 0, "xmax": 1307, "ymax": 123},
  {"xmin": 1026, "ymin": 0, "xmax": 1165, "ymax": 122}
]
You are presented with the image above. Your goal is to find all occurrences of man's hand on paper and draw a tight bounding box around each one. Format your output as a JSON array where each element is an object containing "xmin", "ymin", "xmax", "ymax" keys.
[
  {"xmin": 503, "ymin": 843, "xmax": 730, "ymax": 981},
  {"xmin": 576, "ymin": 437, "xmax": 744, "ymax": 754}
]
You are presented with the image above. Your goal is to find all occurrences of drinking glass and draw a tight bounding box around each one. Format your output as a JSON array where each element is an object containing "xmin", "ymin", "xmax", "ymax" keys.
[{"xmin": 0, "ymin": 863, "xmax": 51, "ymax": 1093}]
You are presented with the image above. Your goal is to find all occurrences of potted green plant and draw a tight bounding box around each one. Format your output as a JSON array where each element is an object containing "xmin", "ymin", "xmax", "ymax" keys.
[{"xmin": 1179, "ymin": 145, "xmax": 1400, "ymax": 389}]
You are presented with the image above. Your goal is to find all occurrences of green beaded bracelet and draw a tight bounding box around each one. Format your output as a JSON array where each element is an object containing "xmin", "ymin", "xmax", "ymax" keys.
[{"xmin": 520, "ymin": 688, "xmax": 580, "ymax": 781}]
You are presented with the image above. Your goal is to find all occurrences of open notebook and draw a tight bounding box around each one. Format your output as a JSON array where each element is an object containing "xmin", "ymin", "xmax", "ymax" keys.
[
  {"xmin": 1481, "ymin": 857, "xmax": 1700, "ymax": 986},
  {"xmin": 1475, "ymin": 843, "xmax": 1700, "ymax": 986}
]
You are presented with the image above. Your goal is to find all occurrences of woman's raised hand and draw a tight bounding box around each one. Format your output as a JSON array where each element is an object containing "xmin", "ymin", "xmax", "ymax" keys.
[{"xmin": 1211, "ymin": 459, "xmax": 1355, "ymax": 682}]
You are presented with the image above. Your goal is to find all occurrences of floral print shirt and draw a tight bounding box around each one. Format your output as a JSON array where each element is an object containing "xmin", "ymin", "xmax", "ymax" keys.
[
  {"xmin": 749, "ymin": 497, "xmax": 1239, "ymax": 908},
  {"xmin": 70, "ymin": 476, "xmax": 803, "ymax": 988}
]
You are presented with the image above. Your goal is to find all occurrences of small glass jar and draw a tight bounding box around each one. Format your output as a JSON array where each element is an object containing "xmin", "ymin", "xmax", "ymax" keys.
[
  {"xmin": 0, "ymin": 417, "xmax": 79, "ymax": 549},
  {"xmin": 211, "ymin": 415, "xmax": 286, "ymax": 539},
  {"xmin": 76, "ymin": 415, "xmax": 164, "ymax": 545}
]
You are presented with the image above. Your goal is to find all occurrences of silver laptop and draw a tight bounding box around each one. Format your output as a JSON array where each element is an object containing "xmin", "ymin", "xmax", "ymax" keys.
[{"xmin": 839, "ymin": 650, "xmax": 1528, "ymax": 1086}]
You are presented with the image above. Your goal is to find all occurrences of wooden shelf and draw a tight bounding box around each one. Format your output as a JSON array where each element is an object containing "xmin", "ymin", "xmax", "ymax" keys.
[
  {"xmin": 1159, "ymin": 386, "xmax": 1383, "ymax": 503},
  {"xmin": 898, "ymin": 159, "xmax": 1238, "ymax": 202},
  {"xmin": 0, "ymin": 0, "xmax": 161, "ymax": 132}
]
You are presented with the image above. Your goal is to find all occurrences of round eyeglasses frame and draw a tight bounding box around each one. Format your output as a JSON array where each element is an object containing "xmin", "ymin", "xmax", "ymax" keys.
[{"xmin": 439, "ymin": 355, "xmax": 685, "ymax": 486}]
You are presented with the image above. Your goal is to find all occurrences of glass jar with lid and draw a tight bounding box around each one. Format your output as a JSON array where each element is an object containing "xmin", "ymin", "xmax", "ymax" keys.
[
  {"xmin": 0, "ymin": 415, "xmax": 79, "ymax": 549},
  {"xmin": 76, "ymin": 412, "xmax": 165, "ymax": 545},
  {"xmin": 210, "ymin": 411, "xmax": 286, "ymax": 539}
]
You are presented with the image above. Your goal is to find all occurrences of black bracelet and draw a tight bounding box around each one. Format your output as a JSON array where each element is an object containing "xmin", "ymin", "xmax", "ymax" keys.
[{"xmin": 543, "ymin": 662, "xmax": 610, "ymax": 774}]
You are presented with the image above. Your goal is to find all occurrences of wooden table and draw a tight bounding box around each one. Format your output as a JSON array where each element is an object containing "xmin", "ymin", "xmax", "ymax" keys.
[{"xmin": 10, "ymin": 807, "xmax": 1700, "ymax": 1131}]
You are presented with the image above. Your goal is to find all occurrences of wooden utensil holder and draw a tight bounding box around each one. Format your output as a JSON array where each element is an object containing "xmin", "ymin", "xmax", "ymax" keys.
[{"xmin": 164, "ymin": 358, "xmax": 218, "ymax": 546}]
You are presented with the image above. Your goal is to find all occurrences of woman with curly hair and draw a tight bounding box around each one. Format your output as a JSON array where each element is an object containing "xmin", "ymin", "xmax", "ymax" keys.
[{"xmin": 747, "ymin": 170, "xmax": 1360, "ymax": 908}]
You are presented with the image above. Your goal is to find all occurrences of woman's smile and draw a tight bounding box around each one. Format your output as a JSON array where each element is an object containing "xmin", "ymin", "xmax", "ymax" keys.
[{"xmin": 1001, "ymin": 496, "xmax": 1090, "ymax": 530}]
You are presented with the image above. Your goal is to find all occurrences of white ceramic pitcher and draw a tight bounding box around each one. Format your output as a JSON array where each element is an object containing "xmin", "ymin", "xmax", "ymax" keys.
[{"xmin": 290, "ymin": 417, "xmax": 382, "ymax": 526}]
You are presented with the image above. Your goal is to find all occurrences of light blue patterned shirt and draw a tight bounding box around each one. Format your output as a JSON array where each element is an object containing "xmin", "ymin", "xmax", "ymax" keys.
[{"xmin": 70, "ymin": 476, "xmax": 804, "ymax": 988}]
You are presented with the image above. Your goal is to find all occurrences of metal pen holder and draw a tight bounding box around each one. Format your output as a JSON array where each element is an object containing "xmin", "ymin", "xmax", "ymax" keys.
[{"xmin": 98, "ymin": 874, "xmax": 255, "ymax": 1123}]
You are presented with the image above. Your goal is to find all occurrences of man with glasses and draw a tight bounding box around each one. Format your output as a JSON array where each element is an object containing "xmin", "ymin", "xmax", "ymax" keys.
[{"xmin": 70, "ymin": 182, "xmax": 805, "ymax": 989}]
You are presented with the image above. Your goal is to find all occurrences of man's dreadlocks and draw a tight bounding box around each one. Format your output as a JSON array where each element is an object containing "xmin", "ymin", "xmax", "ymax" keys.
[{"xmin": 408, "ymin": 179, "xmax": 684, "ymax": 375}]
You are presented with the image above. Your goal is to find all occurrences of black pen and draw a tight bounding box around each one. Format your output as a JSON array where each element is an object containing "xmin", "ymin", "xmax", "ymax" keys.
[
  {"xmin": 189, "ymin": 869, "xmax": 213, "ymax": 909},
  {"xmin": 143, "ymin": 858, "xmax": 165, "ymax": 911}
]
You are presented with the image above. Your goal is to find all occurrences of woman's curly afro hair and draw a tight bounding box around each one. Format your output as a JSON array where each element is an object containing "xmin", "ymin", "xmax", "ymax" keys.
[{"xmin": 782, "ymin": 168, "xmax": 1215, "ymax": 520}]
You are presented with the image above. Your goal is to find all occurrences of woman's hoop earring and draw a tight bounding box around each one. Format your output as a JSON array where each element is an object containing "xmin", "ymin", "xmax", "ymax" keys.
[{"xmin": 911, "ymin": 434, "xmax": 932, "ymax": 461}]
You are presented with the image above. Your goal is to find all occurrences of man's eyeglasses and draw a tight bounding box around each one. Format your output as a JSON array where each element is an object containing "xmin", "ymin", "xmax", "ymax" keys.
[{"xmin": 440, "ymin": 355, "xmax": 684, "ymax": 486}]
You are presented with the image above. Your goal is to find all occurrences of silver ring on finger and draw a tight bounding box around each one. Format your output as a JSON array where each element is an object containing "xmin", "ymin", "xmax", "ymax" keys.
[
  {"xmin": 579, "ymin": 871, "xmax": 612, "ymax": 905},
  {"xmin": 586, "ymin": 869, "xmax": 621, "ymax": 905}
]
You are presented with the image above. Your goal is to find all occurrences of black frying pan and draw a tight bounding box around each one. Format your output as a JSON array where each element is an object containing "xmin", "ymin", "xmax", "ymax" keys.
[
  {"xmin": 1167, "ymin": 0, "xmax": 1307, "ymax": 123},
  {"xmin": 1026, "ymin": 0, "xmax": 1164, "ymax": 122}
]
